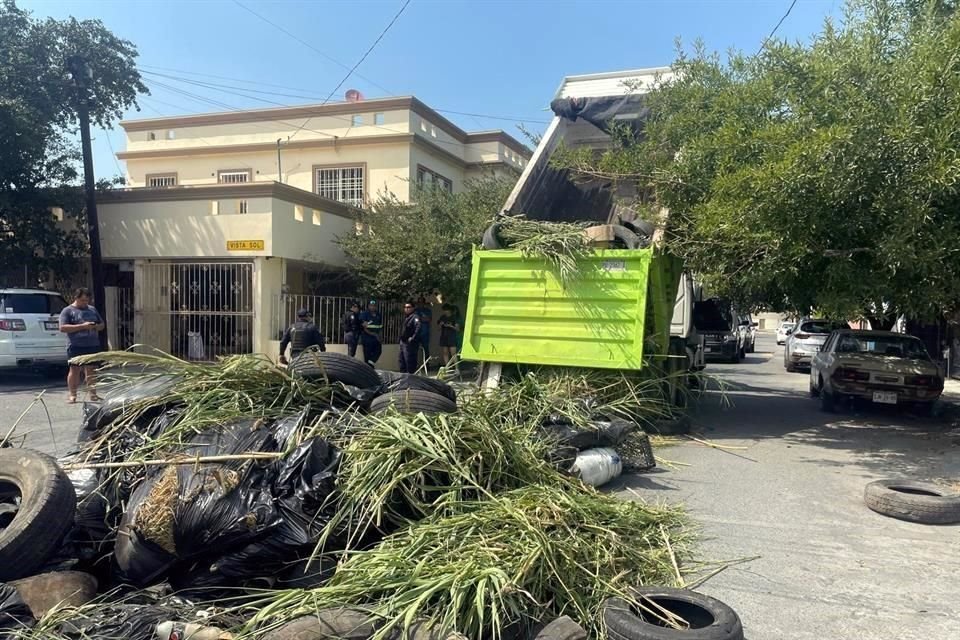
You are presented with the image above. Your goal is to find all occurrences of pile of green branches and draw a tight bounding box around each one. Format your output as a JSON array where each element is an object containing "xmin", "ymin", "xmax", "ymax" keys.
[
  {"xmin": 72, "ymin": 350, "xmax": 337, "ymax": 463},
  {"xmin": 245, "ymin": 485, "xmax": 688, "ymax": 640},
  {"xmin": 494, "ymin": 214, "xmax": 592, "ymax": 282}
]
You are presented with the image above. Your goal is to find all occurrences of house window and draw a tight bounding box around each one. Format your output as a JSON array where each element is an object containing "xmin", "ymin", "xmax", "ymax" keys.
[
  {"xmin": 315, "ymin": 165, "xmax": 365, "ymax": 207},
  {"xmin": 218, "ymin": 170, "xmax": 251, "ymax": 184},
  {"xmin": 147, "ymin": 132, "xmax": 157, "ymax": 141},
  {"xmin": 430, "ymin": 126, "xmax": 437, "ymax": 138},
  {"xmin": 374, "ymin": 112, "xmax": 385, "ymax": 125},
  {"xmin": 147, "ymin": 174, "xmax": 177, "ymax": 188},
  {"xmin": 166, "ymin": 130, "xmax": 175, "ymax": 140},
  {"xmin": 351, "ymin": 114, "xmax": 363, "ymax": 127},
  {"xmin": 294, "ymin": 205, "xmax": 304, "ymax": 222},
  {"xmin": 312, "ymin": 209, "xmax": 322, "ymax": 226},
  {"xmin": 416, "ymin": 165, "xmax": 453, "ymax": 193},
  {"xmin": 238, "ymin": 199, "xmax": 249, "ymax": 214},
  {"xmin": 420, "ymin": 120, "xmax": 428, "ymax": 133}
]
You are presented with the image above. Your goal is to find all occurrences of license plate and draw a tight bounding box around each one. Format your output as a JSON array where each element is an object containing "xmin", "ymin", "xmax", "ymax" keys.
[
  {"xmin": 602, "ymin": 260, "xmax": 626, "ymax": 272},
  {"xmin": 43, "ymin": 321, "xmax": 59, "ymax": 331},
  {"xmin": 872, "ymin": 391, "xmax": 898, "ymax": 405}
]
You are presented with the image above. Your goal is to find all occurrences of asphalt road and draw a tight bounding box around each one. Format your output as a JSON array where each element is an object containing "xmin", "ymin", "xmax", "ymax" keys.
[
  {"xmin": 0, "ymin": 370, "xmax": 81, "ymax": 456},
  {"xmin": 616, "ymin": 333, "xmax": 960, "ymax": 640}
]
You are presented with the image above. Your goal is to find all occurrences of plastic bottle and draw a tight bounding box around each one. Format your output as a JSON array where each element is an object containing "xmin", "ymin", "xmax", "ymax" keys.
[
  {"xmin": 155, "ymin": 621, "xmax": 233, "ymax": 640},
  {"xmin": 572, "ymin": 447, "xmax": 623, "ymax": 487}
]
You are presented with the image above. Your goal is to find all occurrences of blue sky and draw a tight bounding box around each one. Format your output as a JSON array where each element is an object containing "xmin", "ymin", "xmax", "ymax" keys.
[{"xmin": 23, "ymin": 0, "xmax": 843, "ymax": 180}]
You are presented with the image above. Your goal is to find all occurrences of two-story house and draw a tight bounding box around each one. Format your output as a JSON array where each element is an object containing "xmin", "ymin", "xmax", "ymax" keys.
[{"xmin": 97, "ymin": 94, "xmax": 531, "ymax": 359}]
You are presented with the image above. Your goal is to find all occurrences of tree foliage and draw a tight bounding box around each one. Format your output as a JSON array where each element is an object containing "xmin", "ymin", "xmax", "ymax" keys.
[
  {"xmin": 0, "ymin": 0, "xmax": 146, "ymax": 284},
  {"xmin": 559, "ymin": 0, "xmax": 960, "ymax": 322},
  {"xmin": 338, "ymin": 177, "xmax": 513, "ymax": 303}
]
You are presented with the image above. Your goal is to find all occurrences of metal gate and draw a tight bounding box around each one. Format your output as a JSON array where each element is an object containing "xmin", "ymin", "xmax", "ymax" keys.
[{"xmin": 136, "ymin": 261, "xmax": 255, "ymax": 360}]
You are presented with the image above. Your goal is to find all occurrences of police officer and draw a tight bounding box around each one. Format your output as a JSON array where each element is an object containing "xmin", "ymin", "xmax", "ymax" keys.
[
  {"xmin": 399, "ymin": 300, "xmax": 422, "ymax": 374},
  {"xmin": 341, "ymin": 301, "xmax": 362, "ymax": 358},
  {"xmin": 358, "ymin": 300, "xmax": 383, "ymax": 366},
  {"xmin": 279, "ymin": 308, "xmax": 325, "ymax": 365}
]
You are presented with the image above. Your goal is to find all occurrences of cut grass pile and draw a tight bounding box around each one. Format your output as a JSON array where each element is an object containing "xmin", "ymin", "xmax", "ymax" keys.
[
  {"xmin": 494, "ymin": 215, "xmax": 592, "ymax": 283},
  {"xmin": 244, "ymin": 484, "xmax": 689, "ymax": 640}
]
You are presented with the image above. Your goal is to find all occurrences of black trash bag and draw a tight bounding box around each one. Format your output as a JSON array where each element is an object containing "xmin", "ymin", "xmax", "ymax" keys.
[
  {"xmin": 0, "ymin": 583, "xmax": 35, "ymax": 633},
  {"xmin": 116, "ymin": 418, "xmax": 340, "ymax": 590},
  {"xmin": 271, "ymin": 408, "xmax": 312, "ymax": 450},
  {"xmin": 57, "ymin": 603, "xmax": 175, "ymax": 640},
  {"xmin": 177, "ymin": 437, "xmax": 340, "ymax": 589},
  {"xmin": 80, "ymin": 374, "xmax": 177, "ymax": 435},
  {"xmin": 539, "ymin": 418, "xmax": 638, "ymax": 451}
]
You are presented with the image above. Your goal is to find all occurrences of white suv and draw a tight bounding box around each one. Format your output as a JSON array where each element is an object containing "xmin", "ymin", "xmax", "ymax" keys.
[{"xmin": 0, "ymin": 289, "xmax": 69, "ymax": 374}]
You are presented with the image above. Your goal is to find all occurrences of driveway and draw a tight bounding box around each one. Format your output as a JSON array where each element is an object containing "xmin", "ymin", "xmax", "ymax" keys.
[
  {"xmin": 0, "ymin": 370, "xmax": 84, "ymax": 457},
  {"xmin": 617, "ymin": 333, "xmax": 960, "ymax": 640}
]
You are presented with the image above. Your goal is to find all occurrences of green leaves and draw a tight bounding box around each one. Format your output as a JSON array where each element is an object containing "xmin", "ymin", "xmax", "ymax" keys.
[
  {"xmin": 561, "ymin": 1, "xmax": 960, "ymax": 321},
  {"xmin": 337, "ymin": 176, "xmax": 513, "ymax": 302}
]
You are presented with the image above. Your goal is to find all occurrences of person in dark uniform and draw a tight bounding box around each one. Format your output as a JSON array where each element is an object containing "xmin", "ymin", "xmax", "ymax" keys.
[
  {"xmin": 341, "ymin": 301, "xmax": 362, "ymax": 357},
  {"xmin": 399, "ymin": 300, "xmax": 422, "ymax": 374},
  {"xmin": 279, "ymin": 308, "xmax": 325, "ymax": 365},
  {"xmin": 358, "ymin": 300, "xmax": 383, "ymax": 366}
]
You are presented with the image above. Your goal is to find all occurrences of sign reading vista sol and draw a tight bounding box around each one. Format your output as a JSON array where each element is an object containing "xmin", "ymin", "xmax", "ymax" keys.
[{"xmin": 226, "ymin": 240, "xmax": 265, "ymax": 251}]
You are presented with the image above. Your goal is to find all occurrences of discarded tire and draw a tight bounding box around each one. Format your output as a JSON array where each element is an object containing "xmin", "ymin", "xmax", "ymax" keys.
[
  {"xmin": 603, "ymin": 587, "xmax": 744, "ymax": 640},
  {"xmin": 863, "ymin": 479, "xmax": 960, "ymax": 525},
  {"xmin": 369, "ymin": 390, "xmax": 458, "ymax": 415},
  {"xmin": 583, "ymin": 224, "xmax": 643, "ymax": 249},
  {"xmin": 481, "ymin": 222, "xmax": 504, "ymax": 250},
  {"xmin": 290, "ymin": 351, "xmax": 382, "ymax": 389},
  {"xmin": 531, "ymin": 615, "xmax": 587, "ymax": 640},
  {"xmin": 0, "ymin": 449, "xmax": 77, "ymax": 581},
  {"xmin": 263, "ymin": 608, "xmax": 380, "ymax": 640},
  {"xmin": 623, "ymin": 219, "xmax": 656, "ymax": 240},
  {"xmin": 386, "ymin": 373, "xmax": 457, "ymax": 403}
]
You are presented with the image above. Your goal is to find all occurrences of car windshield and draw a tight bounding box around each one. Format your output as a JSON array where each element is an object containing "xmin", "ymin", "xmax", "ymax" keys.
[
  {"xmin": 693, "ymin": 300, "xmax": 733, "ymax": 331},
  {"xmin": 1, "ymin": 293, "xmax": 67, "ymax": 314},
  {"xmin": 835, "ymin": 334, "xmax": 931, "ymax": 360},
  {"xmin": 800, "ymin": 320, "xmax": 844, "ymax": 335}
]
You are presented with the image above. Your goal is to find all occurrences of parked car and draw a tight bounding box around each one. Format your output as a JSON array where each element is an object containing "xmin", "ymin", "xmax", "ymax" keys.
[
  {"xmin": 694, "ymin": 298, "xmax": 744, "ymax": 363},
  {"xmin": 0, "ymin": 289, "xmax": 69, "ymax": 374},
  {"xmin": 776, "ymin": 321, "xmax": 796, "ymax": 345},
  {"xmin": 784, "ymin": 318, "xmax": 846, "ymax": 372},
  {"xmin": 809, "ymin": 330, "xmax": 944, "ymax": 413},
  {"xmin": 738, "ymin": 314, "xmax": 757, "ymax": 353}
]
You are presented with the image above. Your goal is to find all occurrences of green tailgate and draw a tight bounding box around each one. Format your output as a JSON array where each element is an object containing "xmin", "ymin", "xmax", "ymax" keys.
[{"xmin": 461, "ymin": 248, "xmax": 660, "ymax": 370}]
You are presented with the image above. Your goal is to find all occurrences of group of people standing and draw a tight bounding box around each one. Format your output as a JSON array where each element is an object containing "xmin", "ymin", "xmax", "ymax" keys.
[{"xmin": 338, "ymin": 297, "xmax": 462, "ymax": 374}]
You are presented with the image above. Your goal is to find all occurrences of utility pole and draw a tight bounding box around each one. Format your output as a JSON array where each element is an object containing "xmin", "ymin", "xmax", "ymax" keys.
[{"xmin": 67, "ymin": 55, "xmax": 108, "ymax": 350}]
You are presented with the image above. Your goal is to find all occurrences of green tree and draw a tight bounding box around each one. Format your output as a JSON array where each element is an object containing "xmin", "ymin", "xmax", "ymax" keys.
[
  {"xmin": 338, "ymin": 177, "xmax": 513, "ymax": 303},
  {"xmin": 559, "ymin": 0, "xmax": 960, "ymax": 324},
  {"xmin": 0, "ymin": 0, "xmax": 146, "ymax": 284}
]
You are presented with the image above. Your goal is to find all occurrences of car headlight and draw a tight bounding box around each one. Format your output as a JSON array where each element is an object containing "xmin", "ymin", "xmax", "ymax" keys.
[{"xmin": 723, "ymin": 334, "xmax": 738, "ymax": 342}]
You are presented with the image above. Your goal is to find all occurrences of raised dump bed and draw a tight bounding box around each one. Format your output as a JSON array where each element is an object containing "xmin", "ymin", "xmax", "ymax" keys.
[{"xmin": 461, "ymin": 247, "xmax": 681, "ymax": 370}]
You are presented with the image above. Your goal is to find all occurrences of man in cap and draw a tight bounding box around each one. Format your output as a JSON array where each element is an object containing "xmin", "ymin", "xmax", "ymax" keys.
[
  {"xmin": 358, "ymin": 300, "xmax": 383, "ymax": 365},
  {"xmin": 341, "ymin": 301, "xmax": 363, "ymax": 358},
  {"xmin": 279, "ymin": 308, "xmax": 325, "ymax": 365}
]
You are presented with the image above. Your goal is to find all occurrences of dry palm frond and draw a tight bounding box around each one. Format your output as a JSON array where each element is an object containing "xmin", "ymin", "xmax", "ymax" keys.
[{"xmin": 494, "ymin": 214, "xmax": 592, "ymax": 283}]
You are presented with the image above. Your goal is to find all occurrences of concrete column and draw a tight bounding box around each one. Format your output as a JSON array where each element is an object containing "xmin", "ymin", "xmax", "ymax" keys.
[{"xmin": 254, "ymin": 257, "xmax": 284, "ymax": 357}]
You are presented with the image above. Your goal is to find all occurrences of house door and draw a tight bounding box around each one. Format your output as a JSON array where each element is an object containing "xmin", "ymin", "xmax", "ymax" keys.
[{"xmin": 135, "ymin": 261, "xmax": 255, "ymax": 360}]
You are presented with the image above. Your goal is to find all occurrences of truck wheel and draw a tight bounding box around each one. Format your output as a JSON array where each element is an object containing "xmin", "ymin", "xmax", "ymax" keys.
[
  {"xmin": 809, "ymin": 378, "xmax": 820, "ymax": 398},
  {"xmin": 290, "ymin": 351, "xmax": 382, "ymax": 389},
  {"xmin": 864, "ymin": 480, "xmax": 960, "ymax": 524},
  {"xmin": 785, "ymin": 360, "xmax": 796, "ymax": 373},
  {"xmin": 603, "ymin": 587, "xmax": 744, "ymax": 640},
  {"xmin": 583, "ymin": 224, "xmax": 643, "ymax": 249},
  {"xmin": 0, "ymin": 449, "xmax": 77, "ymax": 581},
  {"xmin": 819, "ymin": 388, "xmax": 836, "ymax": 413},
  {"xmin": 370, "ymin": 390, "xmax": 457, "ymax": 415}
]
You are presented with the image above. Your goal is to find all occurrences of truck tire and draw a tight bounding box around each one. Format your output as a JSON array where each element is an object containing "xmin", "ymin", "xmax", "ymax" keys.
[
  {"xmin": 583, "ymin": 224, "xmax": 643, "ymax": 249},
  {"xmin": 263, "ymin": 608, "xmax": 380, "ymax": 640},
  {"xmin": 385, "ymin": 373, "xmax": 457, "ymax": 403},
  {"xmin": 603, "ymin": 588, "xmax": 744, "ymax": 640},
  {"xmin": 0, "ymin": 449, "xmax": 77, "ymax": 581},
  {"xmin": 290, "ymin": 351, "xmax": 382, "ymax": 389},
  {"xmin": 370, "ymin": 390, "xmax": 457, "ymax": 415},
  {"xmin": 864, "ymin": 479, "xmax": 960, "ymax": 524},
  {"xmin": 482, "ymin": 222, "xmax": 504, "ymax": 250}
]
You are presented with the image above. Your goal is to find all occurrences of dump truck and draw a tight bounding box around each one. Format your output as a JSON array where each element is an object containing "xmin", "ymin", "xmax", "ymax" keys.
[{"xmin": 460, "ymin": 68, "xmax": 704, "ymax": 396}]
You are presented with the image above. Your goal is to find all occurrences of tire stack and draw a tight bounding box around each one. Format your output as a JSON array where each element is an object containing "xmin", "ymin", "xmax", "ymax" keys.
[{"xmin": 288, "ymin": 350, "xmax": 458, "ymax": 416}]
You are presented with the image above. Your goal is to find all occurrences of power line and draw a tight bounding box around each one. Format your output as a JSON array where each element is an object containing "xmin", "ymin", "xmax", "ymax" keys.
[
  {"xmin": 757, "ymin": 0, "xmax": 799, "ymax": 56},
  {"xmin": 230, "ymin": 0, "xmax": 393, "ymax": 97},
  {"xmin": 292, "ymin": 0, "xmax": 411, "ymax": 140},
  {"xmin": 101, "ymin": 128, "xmax": 125, "ymax": 177},
  {"xmin": 138, "ymin": 66, "xmax": 549, "ymax": 124}
]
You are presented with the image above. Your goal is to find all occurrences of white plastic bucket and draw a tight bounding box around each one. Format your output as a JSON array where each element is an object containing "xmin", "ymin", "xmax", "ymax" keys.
[{"xmin": 573, "ymin": 447, "xmax": 623, "ymax": 487}]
